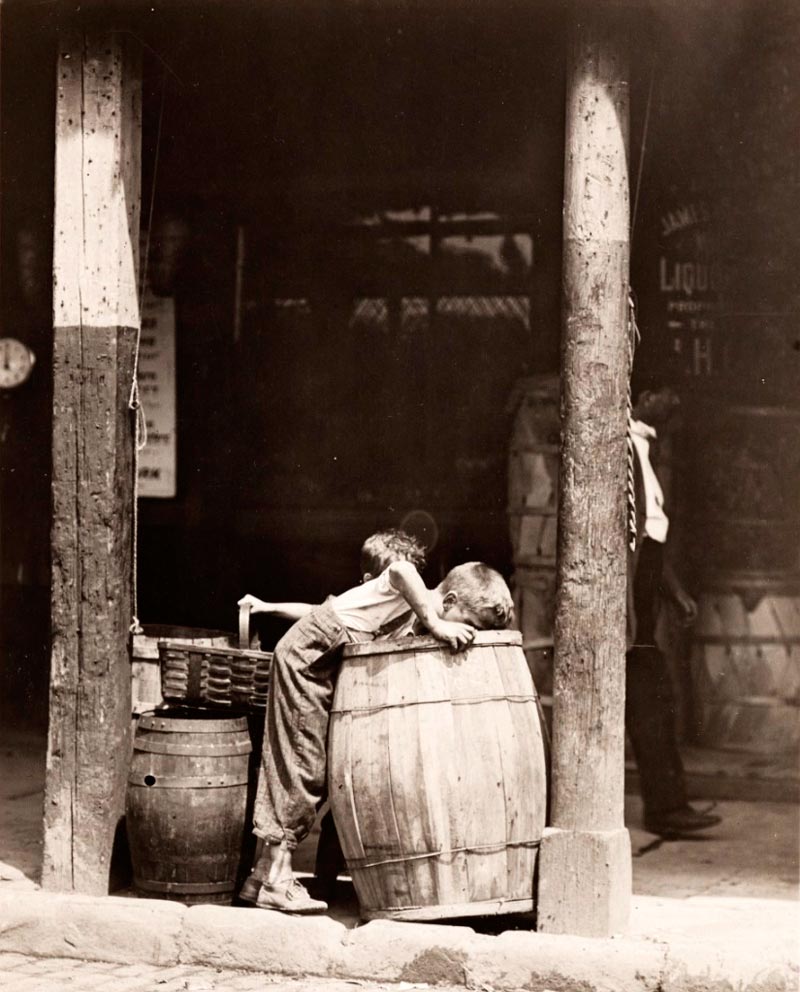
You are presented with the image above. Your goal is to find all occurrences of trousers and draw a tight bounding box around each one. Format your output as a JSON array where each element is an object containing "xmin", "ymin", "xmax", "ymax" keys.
[
  {"xmin": 252, "ymin": 601, "xmax": 368, "ymax": 850},
  {"xmin": 626, "ymin": 538, "xmax": 688, "ymax": 816}
]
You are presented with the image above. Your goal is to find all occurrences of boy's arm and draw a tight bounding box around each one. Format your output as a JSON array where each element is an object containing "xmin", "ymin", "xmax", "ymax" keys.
[
  {"xmin": 237, "ymin": 595, "xmax": 314, "ymax": 621},
  {"xmin": 386, "ymin": 561, "xmax": 475, "ymax": 651}
]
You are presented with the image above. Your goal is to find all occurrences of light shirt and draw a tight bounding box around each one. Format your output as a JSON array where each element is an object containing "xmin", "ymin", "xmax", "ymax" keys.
[
  {"xmin": 629, "ymin": 418, "xmax": 669, "ymax": 544},
  {"xmin": 330, "ymin": 567, "xmax": 410, "ymax": 633}
]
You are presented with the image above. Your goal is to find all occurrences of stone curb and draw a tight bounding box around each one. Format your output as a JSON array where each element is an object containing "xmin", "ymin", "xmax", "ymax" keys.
[{"xmin": 0, "ymin": 888, "xmax": 796, "ymax": 992}]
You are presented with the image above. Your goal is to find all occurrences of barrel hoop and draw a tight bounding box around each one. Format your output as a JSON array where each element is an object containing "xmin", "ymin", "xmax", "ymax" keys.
[
  {"xmin": 711, "ymin": 404, "xmax": 800, "ymax": 420},
  {"xmin": 702, "ymin": 695, "xmax": 800, "ymax": 708},
  {"xmin": 133, "ymin": 740, "xmax": 252, "ymax": 756},
  {"xmin": 332, "ymin": 693, "xmax": 538, "ymax": 715},
  {"xmin": 507, "ymin": 507, "xmax": 558, "ymax": 517},
  {"xmin": 134, "ymin": 878, "xmax": 234, "ymax": 895},
  {"xmin": 509, "ymin": 443, "xmax": 559, "ymax": 454},
  {"xmin": 343, "ymin": 629, "xmax": 522, "ymax": 659},
  {"xmin": 703, "ymin": 516, "xmax": 799, "ymax": 529},
  {"xmin": 134, "ymin": 853, "xmax": 234, "ymax": 865},
  {"xmin": 137, "ymin": 715, "xmax": 248, "ymax": 733},
  {"xmin": 347, "ymin": 838, "xmax": 541, "ymax": 872},
  {"xmin": 127, "ymin": 773, "xmax": 249, "ymax": 788},
  {"xmin": 363, "ymin": 896, "xmax": 535, "ymax": 919},
  {"xmin": 694, "ymin": 635, "xmax": 800, "ymax": 646}
]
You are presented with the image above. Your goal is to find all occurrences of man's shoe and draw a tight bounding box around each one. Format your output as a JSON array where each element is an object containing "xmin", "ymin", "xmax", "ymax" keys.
[
  {"xmin": 254, "ymin": 877, "xmax": 328, "ymax": 914},
  {"xmin": 644, "ymin": 804, "xmax": 721, "ymax": 838},
  {"xmin": 307, "ymin": 873, "xmax": 338, "ymax": 905},
  {"xmin": 238, "ymin": 875, "xmax": 262, "ymax": 905}
]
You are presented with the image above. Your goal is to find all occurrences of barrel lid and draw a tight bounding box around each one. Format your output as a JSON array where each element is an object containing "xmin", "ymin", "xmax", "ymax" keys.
[
  {"xmin": 137, "ymin": 710, "xmax": 249, "ymax": 733},
  {"xmin": 342, "ymin": 628, "xmax": 522, "ymax": 659}
]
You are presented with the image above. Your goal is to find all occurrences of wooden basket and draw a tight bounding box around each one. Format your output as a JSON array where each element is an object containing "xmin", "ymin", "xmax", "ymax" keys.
[{"xmin": 159, "ymin": 604, "xmax": 272, "ymax": 711}]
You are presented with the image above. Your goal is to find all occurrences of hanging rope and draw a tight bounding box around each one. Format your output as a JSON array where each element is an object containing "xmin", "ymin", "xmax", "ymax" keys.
[
  {"xmin": 626, "ymin": 53, "xmax": 657, "ymax": 551},
  {"xmin": 129, "ymin": 68, "xmax": 168, "ymax": 636},
  {"xmin": 631, "ymin": 54, "xmax": 657, "ymax": 249},
  {"xmin": 626, "ymin": 290, "xmax": 642, "ymax": 551}
]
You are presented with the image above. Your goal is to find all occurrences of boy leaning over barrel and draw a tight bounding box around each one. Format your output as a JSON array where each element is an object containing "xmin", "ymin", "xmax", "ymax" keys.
[
  {"xmin": 240, "ymin": 527, "xmax": 427, "ymax": 894},
  {"xmin": 238, "ymin": 558, "xmax": 514, "ymax": 913},
  {"xmin": 240, "ymin": 527, "xmax": 428, "ymax": 627}
]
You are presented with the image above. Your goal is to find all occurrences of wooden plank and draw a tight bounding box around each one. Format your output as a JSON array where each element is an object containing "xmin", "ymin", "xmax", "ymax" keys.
[
  {"xmin": 538, "ymin": 5, "xmax": 632, "ymax": 937},
  {"xmin": 418, "ymin": 653, "xmax": 469, "ymax": 908},
  {"xmin": 550, "ymin": 6, "xmax": 629, "ymax": 830},
  {"xmin": 769, "ymin": 596, "xmax": 800, "ymax": 641},
  {"xmin": 385, "ymin": 649, "xmax": 433, "ymax": 909},
  {"xmin": 43, "ymin": 29, "xmax": 141, "ymax": 894},
  {"xmin": 450, "ymin": 648, "xmax": 508, "ymax": 904}
]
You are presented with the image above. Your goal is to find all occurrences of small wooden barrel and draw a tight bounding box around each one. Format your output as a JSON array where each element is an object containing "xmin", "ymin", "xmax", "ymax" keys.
[
  {"xmin": 328, "ymin": 630, "xmax": 547, "ymax": 921},
  {"xmin": 126, "ymin": 710, "xmax": 251, "ymax": 905}
]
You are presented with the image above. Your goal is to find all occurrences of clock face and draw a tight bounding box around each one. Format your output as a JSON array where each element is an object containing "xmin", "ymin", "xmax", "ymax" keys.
[{"xmin": 0, "ymin": 338, "xmax": 35, "ymax": 388}]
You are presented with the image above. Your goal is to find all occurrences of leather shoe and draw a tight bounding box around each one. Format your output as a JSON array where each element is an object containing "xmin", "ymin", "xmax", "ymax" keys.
[
  {"xmin": 237, "ymin": 875, "xmax": 261, "ymax": 905},
  {"xmin": 254, "ymin": 877, "xmax": 328, "ymax": 914},
  {"xmin": 644, "ymin": 804, "xmax": 721, "ymax": 837}
]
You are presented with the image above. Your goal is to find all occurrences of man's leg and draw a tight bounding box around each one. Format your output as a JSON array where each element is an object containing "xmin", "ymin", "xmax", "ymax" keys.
[
  {"xmin": 627, "ymin": 539, "xmax": 719, "ymax": 836},
  {"xmin": 626, "ymin": 643, "xmax": 688, "ymax": 818}
]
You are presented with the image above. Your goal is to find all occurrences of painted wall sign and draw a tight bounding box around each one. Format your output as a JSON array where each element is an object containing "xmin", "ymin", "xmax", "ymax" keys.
[
  {"xmin": 137, "ymin": 293, "xmax": 177, "ymax": 498},
  {"xmin": 656, "ymin": 199, "xmax": 724, "ymax": 378}
]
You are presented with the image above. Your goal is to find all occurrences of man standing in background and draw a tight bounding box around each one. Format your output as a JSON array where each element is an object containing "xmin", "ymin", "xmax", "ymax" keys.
[{"xmin": 627, "ymin": 372, "xmax": 722, "ymax": 837}]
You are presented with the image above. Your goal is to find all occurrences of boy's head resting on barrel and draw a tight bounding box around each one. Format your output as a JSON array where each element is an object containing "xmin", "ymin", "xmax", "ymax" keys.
[
  {"xmin": 437, "ymin": 562, "xmax": 514, "ymax": 630},
  {"xmin": 361, "ymin": 528, "xmax": 426, "ymax": 581}
]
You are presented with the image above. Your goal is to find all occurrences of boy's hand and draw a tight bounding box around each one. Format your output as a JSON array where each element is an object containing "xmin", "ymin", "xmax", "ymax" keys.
[
  {"xmin": 428, "ymin": 619, "xmax": 476, "ymax": 652},
  {"xmin": 238, "ymin": 594, "xmax": 267, "ymax": 615}
]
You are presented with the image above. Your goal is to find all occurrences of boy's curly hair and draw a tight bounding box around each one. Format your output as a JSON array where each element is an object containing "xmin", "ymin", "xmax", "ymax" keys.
[
  {"xmin": 361, "ymin": 528, "xmax": 427, "ymax": 577},
  {"xmin": 440, "ymin": 562, "xmax": 514, "ymax": 630}
]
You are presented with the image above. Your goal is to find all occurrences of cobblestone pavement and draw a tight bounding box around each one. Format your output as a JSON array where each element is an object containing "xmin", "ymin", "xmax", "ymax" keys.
[{"xmin": 0, "ymin": 954, "xmax": 461, "ymax": 992}]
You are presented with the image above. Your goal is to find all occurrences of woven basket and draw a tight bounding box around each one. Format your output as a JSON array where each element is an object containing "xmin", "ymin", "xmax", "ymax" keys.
[{"xmin": 159, "ymin": 604, "xmax": 272, "ymax": 711}]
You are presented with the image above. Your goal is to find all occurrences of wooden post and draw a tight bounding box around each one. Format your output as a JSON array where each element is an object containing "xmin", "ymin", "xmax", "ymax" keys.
[
  {"xmin": 536, "ymin": 5, "xmax": 632, "ymax": 936},
  {"xmin": 43, "ymin": 30, "xmax": 142, "ymax": 893}
]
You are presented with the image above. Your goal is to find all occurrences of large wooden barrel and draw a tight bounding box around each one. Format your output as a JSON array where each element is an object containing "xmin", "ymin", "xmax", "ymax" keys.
[
  {"xmin": 328, "ymin": 630, "xmax": 547, "ymax": 921},
  {"xmin": 691, "ymin": 589, "xmax": 800, "ymax": 752},
  {"xmin": 686, "ymin": 402, "xmax": 800, "ymax": 751},
  {"xmin": 126, "ymin": 710, "xmax": 251, "ymax": 905},
  {"xmin": 507, "ymin": 375, "xmax": 560, "ymax": 724},
  {"xmin": 507, "ymin": 375, "xmax": 560, "ymax": 573}
]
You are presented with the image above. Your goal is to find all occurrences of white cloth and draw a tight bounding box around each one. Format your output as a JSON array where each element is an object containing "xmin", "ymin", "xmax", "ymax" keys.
[
  {"xmin": 329, "ymin": 568, "xmax": 409, "ymax": 633},
  {"xmin": 629, "ymin": 418, "xmax": 669, "ymax": 544}
]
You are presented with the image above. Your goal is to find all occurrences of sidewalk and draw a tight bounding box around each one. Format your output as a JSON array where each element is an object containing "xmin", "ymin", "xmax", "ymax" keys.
[{"xmin": 2, "ymin": 729, "xmax": 798, "ymax": 992}]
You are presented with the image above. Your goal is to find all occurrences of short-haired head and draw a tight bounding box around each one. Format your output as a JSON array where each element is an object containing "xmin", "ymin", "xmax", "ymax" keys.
[
  {"xmin": 631, "ymin": 365, "xmax": 681, "ymax": 427},
  {"xmin": 361, "ymin": 528, "xmax": 427, "ymax": 580},
  {"xmin": 630, "ymin": 362, "xmax": 674, "ymax": 403},
  {"xmin": 438, "ymin": 562, "xmax": 514, "ymax": 630}
]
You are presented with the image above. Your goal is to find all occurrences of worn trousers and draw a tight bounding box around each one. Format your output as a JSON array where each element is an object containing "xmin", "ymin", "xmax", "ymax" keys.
[
  {"xmin": 626, "ymin": 538, "xmax": 688, "ymax": 816},
  {"xmin": 252, "ymin": 601, "xmax": 367, "ymax": 851}
]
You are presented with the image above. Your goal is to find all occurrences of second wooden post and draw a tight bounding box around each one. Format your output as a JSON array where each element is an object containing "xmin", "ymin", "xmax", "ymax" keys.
[{"xmin": 536, "ymin": 4, "xmax": 632, "ymax": 936}]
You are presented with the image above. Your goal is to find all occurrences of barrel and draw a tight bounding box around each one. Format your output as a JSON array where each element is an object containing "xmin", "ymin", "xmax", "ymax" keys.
[
  {"xmin": 328, "ymin": 630, "xmax": 547, "ymax": 921},
  {"xmin": 690, "ymin": 589, "xmax": 800, "ymax": 752},
  {"xmin": 507, "ymin": 375, "xmax": 560, "ymax": 724},
  {"xmin": 686, "ymin": 402, "xmax": 800, "ymax": 751},
  {"xmin": 126, "ymin": 710, "xmax": 252, "ymax": 905},
  {"xmin": 507, "ymin": 375, "xmax": 560, "ymax": 572}
]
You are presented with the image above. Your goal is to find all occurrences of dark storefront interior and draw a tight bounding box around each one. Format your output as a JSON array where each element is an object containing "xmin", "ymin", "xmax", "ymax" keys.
[{"xmin": 1, "ymin": 0, "xmax": 797, "ymax": 745}]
